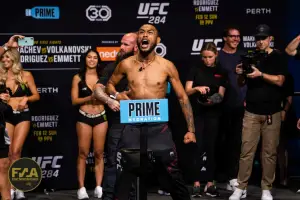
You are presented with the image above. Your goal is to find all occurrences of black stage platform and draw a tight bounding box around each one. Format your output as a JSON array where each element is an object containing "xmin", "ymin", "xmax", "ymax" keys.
[{"xmin": 22, "ymin": 184, "xmax": 300, "ymax": 200}]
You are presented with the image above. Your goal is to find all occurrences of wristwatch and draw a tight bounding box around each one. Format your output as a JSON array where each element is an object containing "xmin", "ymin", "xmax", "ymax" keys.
[
  {"xmin": 1, "ymin": 44, "xmax": 8, "ymax": 51},
  {"xmin": 260, "ymin": 72, "xmax": 264, "ymax": 79},
  {"xmin": 109, "ymin": 92, "xmax": 119, "ymax": 100}
]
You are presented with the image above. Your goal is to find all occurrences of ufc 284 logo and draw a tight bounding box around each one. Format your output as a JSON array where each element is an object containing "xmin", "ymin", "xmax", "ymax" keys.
[
  {"xmin": 191, "ymin": 39, "xmax": 222, "ymax": 55},
  {"xmin": 86, "ymin": 5, "xmax": 112, "ymax": 22},
  {"xmin": 137, "ymin": 3, "xmax": 170, "ymax": 24},
  {"xmin": 32, "ymin": 156, "xmax": 63, "ymax": 179}
]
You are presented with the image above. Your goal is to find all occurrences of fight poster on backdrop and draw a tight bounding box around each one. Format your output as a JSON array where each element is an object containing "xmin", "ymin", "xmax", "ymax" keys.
[
  {"xmin": 12, "ymin": 34, "xmax": 123, "ymax": 145},
  {"xmin": 189, "ymin": 0, "xmax": 277, "ymax": 59},
  {"xmin": 0, "ymin": 34, "xmax": 124, "ymax": 188},
  {"xmin": 27, "ymin": 34, "xmax": 122, "ymax": 189}
]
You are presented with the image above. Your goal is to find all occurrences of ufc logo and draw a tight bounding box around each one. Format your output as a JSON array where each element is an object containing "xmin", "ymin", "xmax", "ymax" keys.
[
  {"xmin": 116, "ymin": 152, "xmax": 122, "ymax": 171},
  {"xmin": 191, "ymin": 39, "xmax": 222, "ymax": 55},
  {"xmin": 138, "ymin": 3, "xmax": 169, "ymax": 15},
  {"xmin": 32, "ymin": 156, "xmax": 63, "ymax": 169}
]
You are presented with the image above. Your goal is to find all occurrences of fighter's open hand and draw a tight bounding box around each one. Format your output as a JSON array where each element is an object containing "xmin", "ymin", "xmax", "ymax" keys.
[
  {"xmin": 117, "ymin": 90, "xmax": 131, "ymax": 101},
  {"xmin": 183, "ymin": 132, "xmax": 196, "ymax": 144},
  {"xmin": 246, "ymin": 66, "xmax": 261, "ymax": 79},
  {"xmin": 107, "ymin": 98, "xmax": 120, "ymax": 112}
]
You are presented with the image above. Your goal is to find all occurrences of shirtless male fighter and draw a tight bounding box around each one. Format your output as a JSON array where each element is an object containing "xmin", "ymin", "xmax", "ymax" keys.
[{"xmin": 105, "ymin": 24, "xmax": 196, "ymax": 200}]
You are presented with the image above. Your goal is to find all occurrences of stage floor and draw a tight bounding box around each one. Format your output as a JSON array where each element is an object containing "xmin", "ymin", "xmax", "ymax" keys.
[{"xmin": 24, "ymin": 184, "xmax": 300, "ymax": 200}]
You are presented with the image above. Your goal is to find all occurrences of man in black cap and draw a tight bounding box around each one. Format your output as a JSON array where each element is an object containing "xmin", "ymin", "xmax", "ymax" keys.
[{"xmin": 229, "ymin": 24, "xmax": 287, "ymax": 200}]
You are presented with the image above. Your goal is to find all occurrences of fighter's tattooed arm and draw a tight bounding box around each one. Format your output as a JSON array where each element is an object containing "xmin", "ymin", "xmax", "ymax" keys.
[
  {"xmin": 94, "ymin": 84, "xmax": 120, "ymax": 111},
  {"xmin": 178, "ymin": 98, "xmax": 195, "ymax": 133},
  {"xmin": 167, "ymin": 61, "xmax": 195, "ymax": 133},
  {"xmin": 93, "ymin": 84, "xmax": 111, "ymax": 104}
]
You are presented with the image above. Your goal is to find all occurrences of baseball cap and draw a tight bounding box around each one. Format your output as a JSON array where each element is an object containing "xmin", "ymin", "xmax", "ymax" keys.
[{"xmin": 255, "ymin": 24, "xmax": 271, "ymax": 37}]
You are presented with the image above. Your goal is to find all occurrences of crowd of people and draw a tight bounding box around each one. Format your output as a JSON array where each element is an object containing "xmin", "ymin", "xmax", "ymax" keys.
[{"xmin": 0, "ymin": 23, "xmax": 299, "ymax": 200}]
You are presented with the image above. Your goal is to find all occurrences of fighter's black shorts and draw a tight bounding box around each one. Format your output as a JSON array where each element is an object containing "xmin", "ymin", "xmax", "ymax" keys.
[
  {"xmin": 5, "ymin": 108, "xmax": 31, "ymax": 126},
  {"xmin": 77, "ymin": 109, "xmax": 107, "ymax": 127},
  {"xmin": 115, "ymin": 123, "xmax": 191, "ymax": 200},
  {"xmin": 118, "ymin": 122, "xmax": 175, "ymax": 151}
]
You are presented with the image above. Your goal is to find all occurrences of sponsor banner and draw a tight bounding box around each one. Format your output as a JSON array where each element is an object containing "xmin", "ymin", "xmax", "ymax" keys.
[
  {"xmin": 25, "ymin": 6, "xmax": 60, "ymax": 20},
  {"xmin": 97, "ymin": 47, "xmax": 120, "ymax": 61},
  {"xmin": 120, "ymin": 99, "xmax": 169, "ymax": 124}
]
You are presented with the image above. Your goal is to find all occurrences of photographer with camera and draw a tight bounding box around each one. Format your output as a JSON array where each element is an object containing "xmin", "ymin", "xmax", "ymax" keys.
[
  {"xmin": 229, "ymin": 24, "xmax": 287, "ymax": 200},
  {"xmin": 185, "ymin": 42, "xmax": 228, "ymax": 197}
]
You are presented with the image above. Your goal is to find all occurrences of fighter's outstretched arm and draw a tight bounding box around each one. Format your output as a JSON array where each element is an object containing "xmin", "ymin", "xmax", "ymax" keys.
[{"xmin": 167, "ymin": 62, "xmax": 195, "ymax": 133}]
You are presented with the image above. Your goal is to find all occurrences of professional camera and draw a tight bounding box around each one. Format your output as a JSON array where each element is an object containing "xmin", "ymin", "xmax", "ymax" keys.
[
  {"xmin": 197, "ymin": 88, "xmax": 210, "ymax": 103},
  {"xmin": 241, "ymin": 50, "xmax": 268, "ymax": 74}
]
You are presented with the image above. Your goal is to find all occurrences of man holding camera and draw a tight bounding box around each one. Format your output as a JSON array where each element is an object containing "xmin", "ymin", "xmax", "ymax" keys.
[{"xmin": 229, "ymin": 24, "xmax": 287, "ymax": 200}]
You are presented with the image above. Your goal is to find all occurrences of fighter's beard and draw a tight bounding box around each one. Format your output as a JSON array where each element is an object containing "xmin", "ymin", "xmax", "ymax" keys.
[
  {"xmin": 115, "ymin": 51, "xmax": 134, "ymax": 65},
  {"xmin": 138, "ymin": 43, "xmax": 157, "ymax": 58}
]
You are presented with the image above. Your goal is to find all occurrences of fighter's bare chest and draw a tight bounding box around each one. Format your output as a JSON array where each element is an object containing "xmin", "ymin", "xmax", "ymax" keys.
[{"xmin": 126, "ymin": 64, "xmax": 167, "ymax": 86}]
